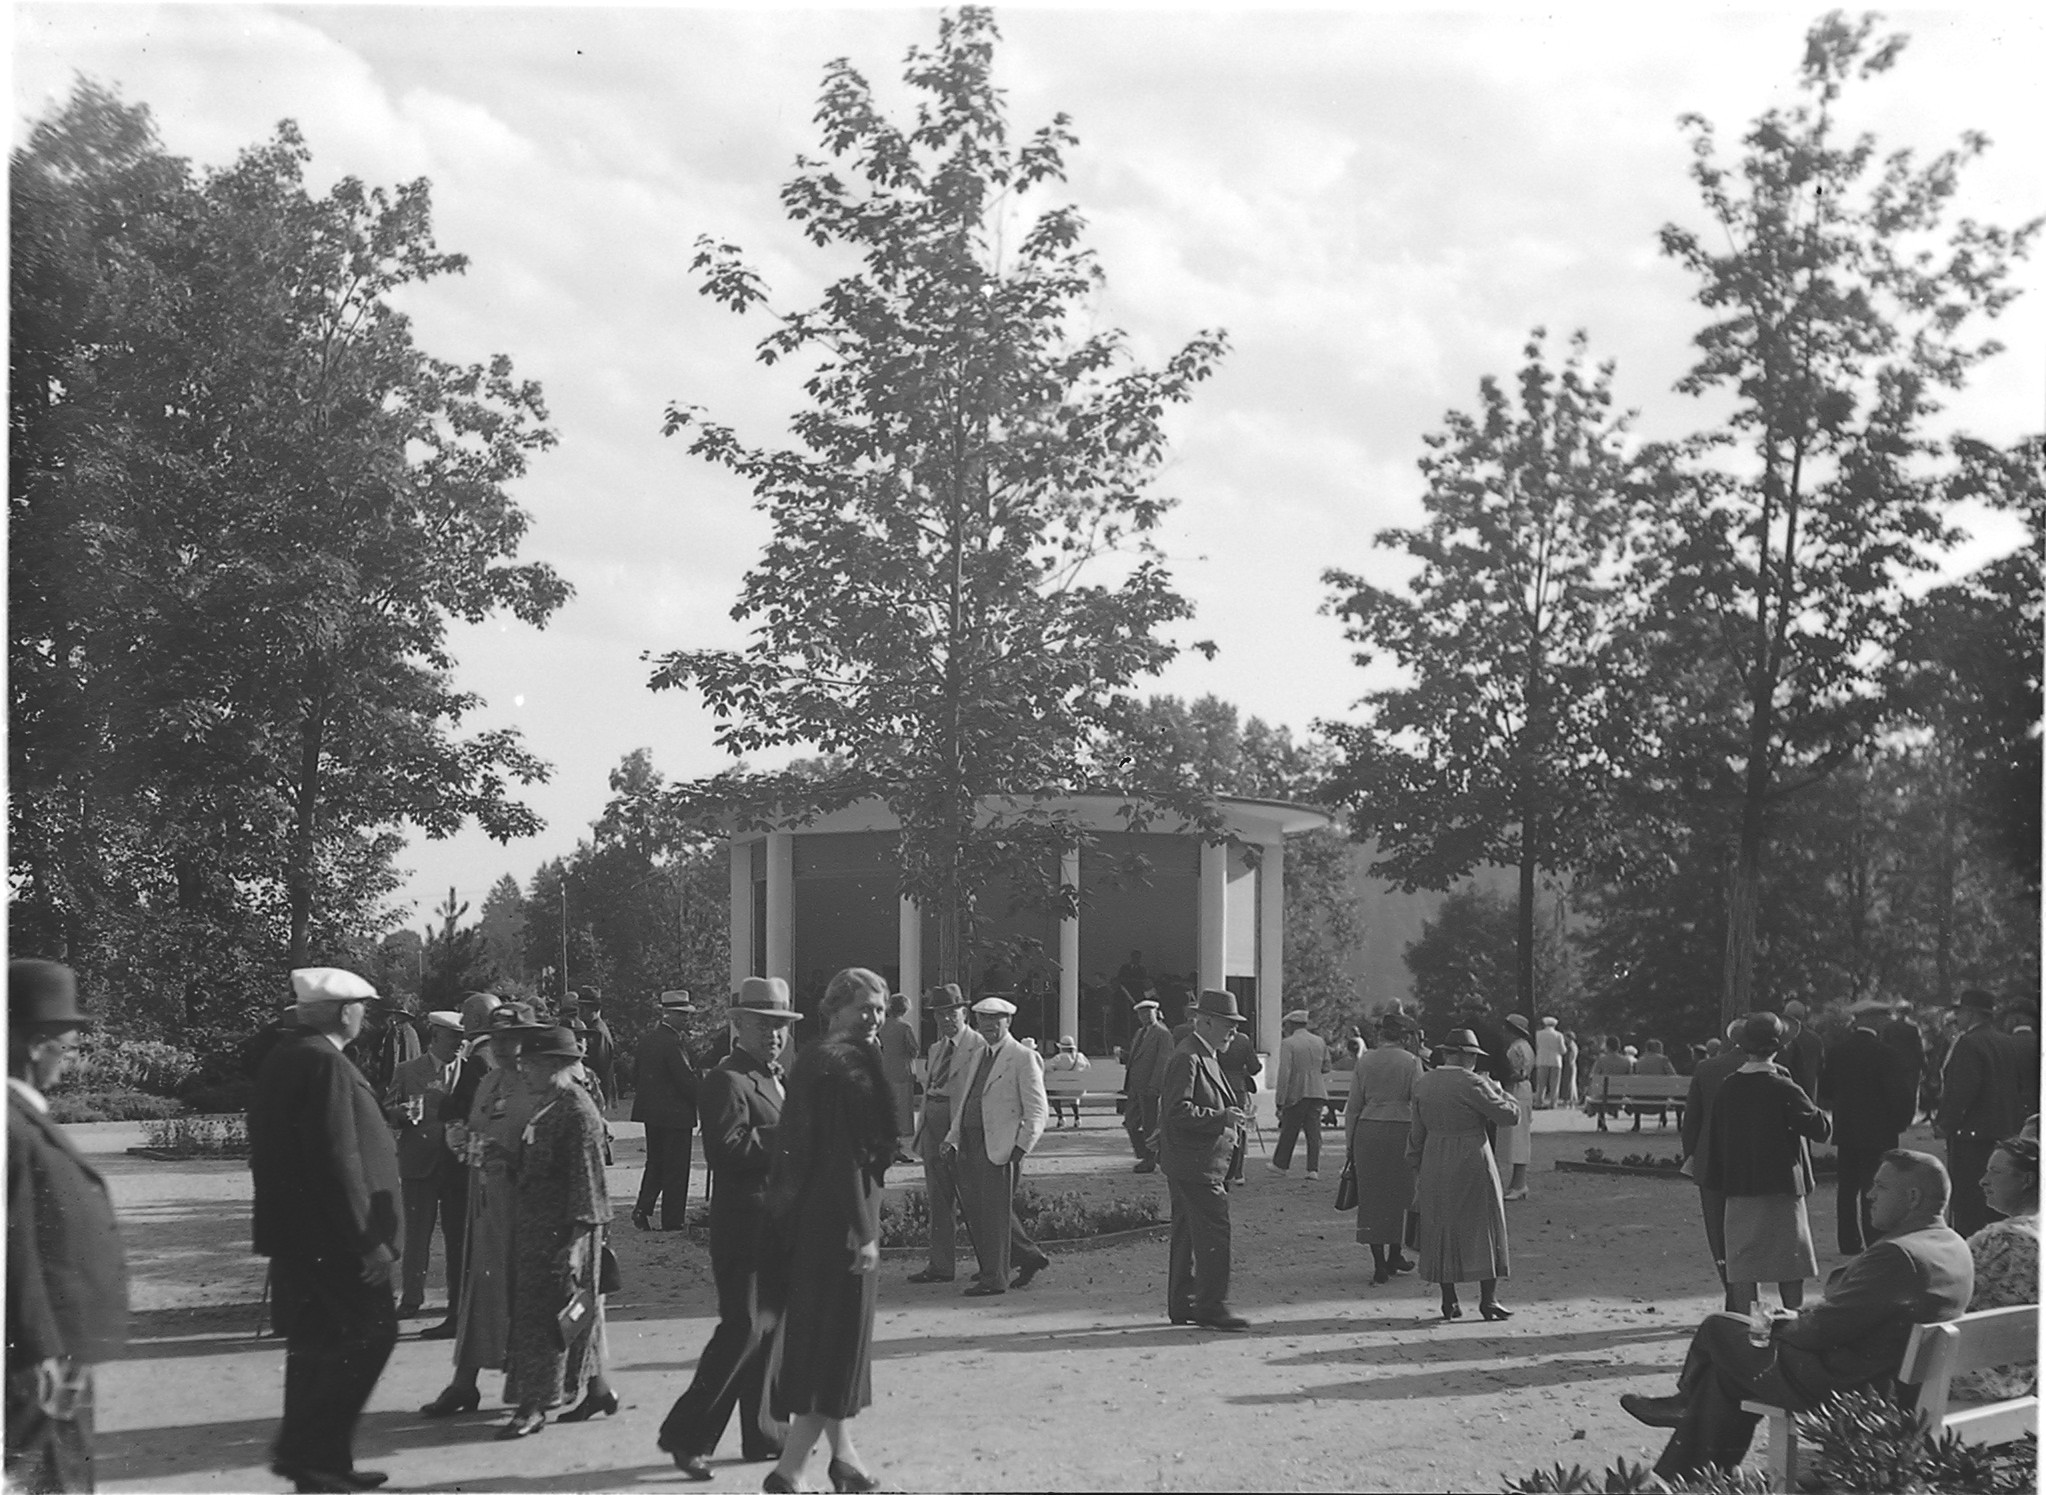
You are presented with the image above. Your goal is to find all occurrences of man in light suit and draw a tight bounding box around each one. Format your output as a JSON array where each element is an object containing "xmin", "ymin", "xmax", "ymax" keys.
[
  {"xmin": 8, "ymin": 961, "xmax": 128, "ymax": 1494},
  {"xmin": 659, "ymin": 978, "xmax": 801, "ymax": 1479},
  {"xmin": 250, "ymin": 968, "xmax": 404, "ymax": 1494},
  {"xmin": 944, "ymin": 996, "xmax": 1051, "ymax": 1296},
  {"xmin": 383, "ymin": 1011, "xmax": 467, "ymax": 1331},
  {"xmin": 908, "ymin": 985, "xmax": 980, "ymax": 1285}
]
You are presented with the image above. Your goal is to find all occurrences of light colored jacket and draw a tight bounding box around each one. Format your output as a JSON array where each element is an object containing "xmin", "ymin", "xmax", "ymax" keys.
[
  {"xmin": 1275, "ymin": 1029, "xmax": 1329, "ymax": 1105},
  {"xmin": 946, "ymin": 1032, "xmax": 1048, "ymax": 1164},
  {"xmin": 915, "ymin": 1026, "xmax": 985, "ymax": 1150}
]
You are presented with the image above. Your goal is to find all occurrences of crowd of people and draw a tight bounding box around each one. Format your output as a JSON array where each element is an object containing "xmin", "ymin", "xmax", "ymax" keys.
[{"xmin": 6, "ymin": 954, "xmax": 2039, "ymax": 1493}]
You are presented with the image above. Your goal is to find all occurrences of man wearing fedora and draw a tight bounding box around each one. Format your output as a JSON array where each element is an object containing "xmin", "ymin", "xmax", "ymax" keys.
[
  {"xmin": 1936, "ymin": 988, "xmax": 2026, "ymax": 1235},
  {"xmin": 1268, "ymin": 1008, "xmax": 1328, "ymax": 1180},
  {"xmin": 1123, "ymin": 998, "xmax": 1174, "ymax": 1173},
  {"xmin": 944, "ymin": 996, "xmax": 1052, "ymax": 1296},
  {"xmin": 249, "ymin": 967, "xmax": 404, "ymax": 1494},
  {"xmin": 1818, "ymin": 1001, "xmax": 1918, "ymax": 1254},
  {"xmin": 908, "ymin": 985, "xmax": 980, "ymax": 1284},
  {"xmin": 384, "ymin": 1011, "xmax": 468, "ymax": 1331},
  {"xmin": 1159, "ymin": 990, "xmax": 1252, "ymax": 1331},
  {"xmin": 8, "ymin": 960, "xmax": 128, "ymax": 1494},
  {"xmin": 632, "ymin": 990, "xmax": 703, "ymax": 1232},
  {"xmin": 573, "ymin": 989, "xmax": 618, "ymax": 1108},
  {"xmin": 659, "ymin": 977, "xmax": 801, "ymax": 1479}
]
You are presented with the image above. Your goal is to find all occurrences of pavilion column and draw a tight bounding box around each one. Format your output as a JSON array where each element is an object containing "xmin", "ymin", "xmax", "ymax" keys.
[
  {"xmin": 729, "ymin": 839, "xmax": 753, "ymax": 990},
  {"xmin": 1058, "ymin": 847, "xmax": 1080, "ymax": 1045},
  {"xmin": 1198, "ymin": 840, "xmax": 1228, "ymax": 998},
  {"xmin": 1257, "ymin": 839, "xmax": 1284, "ymax": 1057},
  {"xmin": 764, "ymin": 831, "xmax": 794, "ymax": 982},
  {"xmin": 899, "ymin": 896, "xmax": 922, "ymax": 1029}
]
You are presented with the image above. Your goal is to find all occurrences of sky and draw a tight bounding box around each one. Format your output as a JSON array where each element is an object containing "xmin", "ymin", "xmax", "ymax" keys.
[{"xmin": 12, "ymin": 3, "xmax": 2043, "ymax": 936}]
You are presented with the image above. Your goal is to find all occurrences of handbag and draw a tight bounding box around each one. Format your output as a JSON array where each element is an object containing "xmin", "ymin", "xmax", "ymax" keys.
[
  {"xmin": 1334, "ymin": 1157, "xmax": 1358, "ymax": 1211},
  {"xmin": 1402, "ymin": 1208, "xmax": 1421, "ymax": 1251},
  {"xmin": 599, "ymin": 1242, "xmax": 622, "ymax": 1295}
]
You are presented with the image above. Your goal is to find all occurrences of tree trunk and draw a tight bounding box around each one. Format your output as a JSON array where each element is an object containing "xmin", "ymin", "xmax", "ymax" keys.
[
  {"xmin": 1721, "ymin": 811, "xmax": 1765, "ymax": 1031},
  {"xmin": 287, "ymin": 695, "xmax": 326, "ymax": 967}
]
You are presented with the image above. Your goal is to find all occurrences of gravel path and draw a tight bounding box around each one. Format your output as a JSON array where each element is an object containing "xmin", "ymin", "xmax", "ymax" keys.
[{"xmin": 81, "ymin": 1106, "xmax": 1910, "ymax": 1492}]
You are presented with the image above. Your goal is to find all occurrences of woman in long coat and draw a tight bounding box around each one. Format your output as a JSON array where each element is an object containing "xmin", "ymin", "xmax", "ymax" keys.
[
  {"xmin": 419, "ymin": 1002, "xmax": 540, "ymax": 1418},
  {"xmin": 1407, "ymin": 1028, "xmax": 1521, "ymax": 1322},
  {"xmin": 759, "ymin": 968, "xmax": 896, "ymax": 1495},
  {"xmin": 1345, "ymin": 1013, "xmax": 1422, "ymax": 1284},
  {"xmin": 1704, "ymin": 1012, "xmax": 1829, "ymax": 1314},
  {"xmin": 499, "ymin": 1025, "xmax": 616, "ymax": 1439},
  {"xmin": 1502, "ymin": 1014, "xmax": 1536, "ymax": 1200}
]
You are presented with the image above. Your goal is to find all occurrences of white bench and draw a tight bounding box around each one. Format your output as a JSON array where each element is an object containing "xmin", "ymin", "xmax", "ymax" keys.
[{"xmin": 1745, "ymin": 1303, "xmax": 2039, "ymax": 1485}]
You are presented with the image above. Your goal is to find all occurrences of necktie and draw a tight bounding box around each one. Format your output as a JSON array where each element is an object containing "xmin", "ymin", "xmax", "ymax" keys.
[{"xmin": 930, "ymin": 1038, "xmax": 953, "ymax": 1094}]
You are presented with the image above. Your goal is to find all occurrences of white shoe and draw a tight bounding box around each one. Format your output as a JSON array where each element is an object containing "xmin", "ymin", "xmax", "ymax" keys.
[
  {"xmin": 1304, "ymin": 1170, "xmax": 1320, "ymax": 1181},
  {"xmin": 1503, "ymin": 1187, "xmax": 1529, "ymax": 1201},
  {"xmin": 1265, "ymin": 1161, "xmax": 1285, "ymax": 1175}
]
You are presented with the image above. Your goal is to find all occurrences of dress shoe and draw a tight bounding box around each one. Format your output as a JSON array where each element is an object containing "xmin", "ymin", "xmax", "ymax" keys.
[
  {"xmin": 1192, "ymin": 1312, "xmax": 1249, "ymax": 1331},
  {"xmin": 495, "ymin": 1409, "xmax": 547, "ymax": 1440},
  {"xmin": 762, "ymin": 1472, "xmax": 799, "ymax": 1494},
  {"xmin": 417, "ymin": 1318, "xmax": 457, "ymax": 1340},
  {"xmin": 671, "ymin": 1452, "xmax": 714, "ymax": 1482},
  {"xmin": 395, "ymin": 1299, "xmax": 423, "ymax": 1319},
  {"xmin": 1132, "ymin": 1160, "xmax": 1157, "ymax": 1174},
  {"xmin": 1440, "ymin": 1303, "xmax": 1464, "ymax": 1321},
  {"xmin": 632, "ymin": 1208, "xmax": 652, "ymax": 1231},
  {"xmin": 1265, "ymin": 1161, "xmax": 1286, "ymax": 1175},
  {"xmin": 742, "ymin": 1443, "xmax": 785, "ymax": 1464},
  {"xmin": 556, "ymin": 1386, "xmax": 619, "ymax": 1422},
  {"xmin": 1304, "ymin": 1170, "xmax": 1320, "ymax": 1181},
  {"xmin": 1479, "ymin": 1301, "xmax": 1514, "ymax": 1321},
  {"xmin": 271, "ymin": 1463, "xmax": 370, "ymax": 1493},
  {"xmin": 962, "ymin": 1282, "xmax": 1005, "ymax": 1297},
  {"xmin": 1010, "ymin": 1255, "xmax": 1049, "ymax": 1289},
  {"xmin": 1502, "ymin": 1187, "xmax": 1529, "ymax": 1201},
  {"xmin": 828, "ymin": 1457, "xmax": 882, "ymax": 1492},
  {"xmin": 1621, "ymin": 1393, "xmax": 1689, "ymax": 1429},
  {"xmin": 1369, "ymin": 1266, "xmax": 1390, "ymax": 1286},
  {"xmin": 1387, "ymin": 1254, "xmax": 1416, "ymax": 1274},
  {"xmin": 905, "ymin": 1267, "xmax": 953, "ymax": 1284},
  {"xmin": 419, "ymin": 1384, "xmax": 482, "ymax": 1418},
  {"xmin": 348, "ymin": 1476, "xmax": 389, "ymax": 1491}
]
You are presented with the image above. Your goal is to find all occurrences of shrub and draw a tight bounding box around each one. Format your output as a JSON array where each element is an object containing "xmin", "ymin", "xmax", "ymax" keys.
[
  {"xmin": 877, "ymin": 1185, "xmax": 1160, "ymax": 1249},
  {"xmin": 61, "ymin": 1031, "xmax": 202, "ymax": 1096},
  {"xmin": 179, "ymin": 1077, "xmax": 256, "ymax": 1114},
  {"xmin": 46, "ymin": 1088, "xmax": 186, "ymax": 1124},
  {"xmin": 139, "ymin": 1114, "xmax": 248, "ymax": 1157},
  {"xmin": 1504, "ymin": 1390, "xmax": 2038, "ymax": 1494}
]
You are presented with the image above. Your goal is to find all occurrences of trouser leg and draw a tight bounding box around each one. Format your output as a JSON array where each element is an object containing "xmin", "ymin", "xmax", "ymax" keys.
[
  {"xmin": 1835, "ymin": 1141, "xmax": 1869, "ymax": 1255},
  {"xmin": 659, "ymin": 1258, "xmax": 758, "ymax": 1457},
  {"xmin": 399, "ymin": 1177, "xmax": 438, "ymax": 1306},
  {"xmin": 439, "ymin": 1167, "xmax": 468, "ymax": 1309},
  {"xmin": 1181, "ymin": 1174, "xmax": 1232, "ymax": 1315},
  {"xmin": 5, "ymin": 1367, "xmax": 95, "ymax": 1494},
  {"xmin": 272, "ymin": 1254, "xmax": 397, "ymax": 1476},
  {"xmin": 1947, "ymin": 1135, "xmax": 1997, "ymax": 1237},
  {"xmin": 1272, "ymin": 1104, "xmax": 1301, "ymax": 1169},
  {"xmin": 637, "ymin": 1127, "xmax": 667, "ymax": 1216},
  {"xmin": 957, "ymin": 1143, "xmax": 1013, "ymax": 1289},
  {"xmin": 1165, "ymin": 1177, "xmax": 1194, "ymax": 1317},
  {"xmin": 1656, "ymin": 1313, "xmax": 1778, "ymax": 1478},
  {"xmin": 1303, "ymin": 1104, "xmax": 1322, "ymax": 1173},
  {"xmin": 1124, "ymin": 1096, "xmax": 1147, "ymax": 1158},
  {"xmin": 920, "ymin": 1134, "xmax": 959, "ymax": 1276}
]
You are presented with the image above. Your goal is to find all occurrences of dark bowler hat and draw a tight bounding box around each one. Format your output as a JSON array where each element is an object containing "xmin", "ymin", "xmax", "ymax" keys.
[
  {"xmin": 1191, "ymin": 989, "xmax": 1246, "ymax": 1024},
  {"xmin": 1738, "ymin": 1012, "xmax": 1785, "ymax": 1052},
  {"xmin": 924, "ymin": 983, "xmax": 966, "ymax": 1010},
  {"xmin": 9, "ymin": 960, "xmax": 94, "ymax": 1029},
  {"xmin": 520, "ymin": 1025, "xmax": 584, "ymax": 1059},
  {"xmin": 733, "ymin": 976, "xmax": 802, "ymax": 1022},
  {"xmin": 1951, "ymin": 989, "xmax": 1998, "ymax": 1015},
  {"xmin": 1438, "ymin": 1028, "xmax": 1487, "ymax": 1055}
]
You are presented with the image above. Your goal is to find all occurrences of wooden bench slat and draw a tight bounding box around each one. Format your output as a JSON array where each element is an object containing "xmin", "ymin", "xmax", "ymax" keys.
[{"xmin": 1944, "ymin": 1398, "xmax": 2038, "ymax": 1446}]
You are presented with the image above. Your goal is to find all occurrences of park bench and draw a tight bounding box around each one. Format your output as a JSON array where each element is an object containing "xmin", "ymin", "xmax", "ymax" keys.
[
  {"xmin": 1587, "ymin": 1073, "xmax": 1687, "ymax": 1129},
  {"xmin": 1744, "ymin": 1302, "xmax": 2038, "ymax": 1485}
]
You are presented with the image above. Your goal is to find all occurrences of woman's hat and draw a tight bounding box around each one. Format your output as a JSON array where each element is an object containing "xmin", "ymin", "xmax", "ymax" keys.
[
  {"xmin": 1132, "ymin": 998, "xmax": 1161, "ymax": 1012},
  {"xmin": 1191, "ymin": 989, "xmax": 1246, "ymax": 1024},
  {"xmin": 733, "ymin": 976, "xmax": 802, "ymax": 1022},
  {"xmin": 460, "ymin": 992, "xmax": 505, "ymax": 1033},
  {"xmin": 520, "ymin": 1025, "xmax": 584, "ymax": 1059},
  {"xmin": 9, "ymin": 960, "xmax": 93, "ymax": 1029},
  {"xmin": 1057, "ymin": 1035, "xmax": 1077, "ymax": 1050},
  {"xmin": 483, "ymin": 1000, "xmax": 542, "ymax": 1034},
  {"xmin": 1737, "ymin": 1012, "xmax": 1784, "ymax": 1052},
  {"xmin": 1438, "ymin": 1028, "xmax": 1487, "ymax": 1055},
  {"xmin": 1504, "ymin": 1013, "xmax": 1532, "ymax": 1036}
]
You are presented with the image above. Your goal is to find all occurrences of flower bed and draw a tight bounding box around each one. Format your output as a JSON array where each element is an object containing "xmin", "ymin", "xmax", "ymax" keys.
[{"xmin": 128, "ymin": 1114, "xmax": 248, "ymax": 1160}]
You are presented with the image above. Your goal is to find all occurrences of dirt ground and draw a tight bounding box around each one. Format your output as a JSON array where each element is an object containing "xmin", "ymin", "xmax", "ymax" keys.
[{"xmin": 81, "ymin": 1104, "xmax": 1918, "ymax": 1494}]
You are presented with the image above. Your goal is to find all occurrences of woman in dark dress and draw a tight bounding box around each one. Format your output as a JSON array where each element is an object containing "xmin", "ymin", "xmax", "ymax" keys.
[
  {"xmin": 498, "ymin": 1025, "xmax": 617, "ymax": 1439},
  {"xmin": 1704, "ymin": 1012, "xmax": 1830, "ymax": 1315},
  {"xmin": 759, "ymin": 967, "xmax": 895, "ymax": 1494}
]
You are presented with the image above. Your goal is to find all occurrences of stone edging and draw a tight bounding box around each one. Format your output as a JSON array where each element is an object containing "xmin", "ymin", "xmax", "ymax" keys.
[
  {"xmin": 125, "ymin": 1146, "xmax": 251, "ymax": 1162},
  {"xmin": 1556, "ymin": 1158, "xmax": 1840, "ymax": 1181}
]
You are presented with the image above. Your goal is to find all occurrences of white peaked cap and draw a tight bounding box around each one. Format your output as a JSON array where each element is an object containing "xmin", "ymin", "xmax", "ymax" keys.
[{"xmin": 291, "ymin": 967, "xmax": 378, "ymax": 1005}]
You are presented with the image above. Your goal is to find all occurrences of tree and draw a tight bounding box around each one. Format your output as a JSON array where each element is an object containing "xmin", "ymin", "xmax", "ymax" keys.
[
  {"xmin": 1322, "ymin": 329, "xmax": 1651, "ymax": 1031},
  {"xmin": 1403, "ymin": 886, "xmax": 1578, "ymax": 1040},
  {"xmin": 649, "ymin": 7, "xmax": 1226, "ymax": 988},
  {"xmin": 8, "ymin": 82, "xmax": 569, "ymax": 1024},
  {"xmin": 420, "ymin": 887, "xmax": 493, "ymax": 1009},
  {"xmin": 476, "ymin": 874, "xmax": 529, "ymax": 985},
  {"xmin": 1646, "ymin": 14, "xmax": 2038, "ymax": 1026}
]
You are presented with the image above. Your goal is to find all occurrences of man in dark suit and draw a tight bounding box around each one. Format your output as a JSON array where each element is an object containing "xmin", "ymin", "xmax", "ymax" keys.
[
  {"xmin": 1818, "ymin": 1003, "xmax": 1918, "ymax": 1254},
  {"xmin": 632, "ymin": 990, "xmax": 701, "ymax": 1231},
  {"xmin": 1122, "ymin": 999, "xmax": 1173, "ymax": 1172},
  {"xmin": 250, "ymin": 967, "xmax": 404, "ymax": 1494},
  {"xmin": 1936, "ymin": 988, "xmax": 2026, "ymax": 1235},
  {"xmin": 1159, "ymin": 990, "xmax": 1251, "ymax": 1331},
  {"xmin": 574, "ymin": 988, "xmax": 618, "ymax": 1107},
  {"xmin": 1679, "ymin": 1019, "xmax": 1748, "ymax": 1309},
  {"xmin": 1879, "ymin": 1005, "xmax": 1926, "ymax": 1123},
  {"xmin": 1777, "ymin": 999, "xmax": 1824, "ymax": 1099},
  {"xmin": 1622, "ymin": 1149, "xmax": 1972, "ymax": 1479},
  {"xmin": 659, "ymin": 978, "xmax": 801, "ymax": 1479},
  {"xmin": 908, "ymin": 985, "xmax": 979, "ymax": 1284},
  {"xmin": 7, "ymin": 961, "xmax": 128, "ymax": 1495},
  {"xmin": 382, "ymin": 1011, "xmax": 466, "ymax": 1331}
]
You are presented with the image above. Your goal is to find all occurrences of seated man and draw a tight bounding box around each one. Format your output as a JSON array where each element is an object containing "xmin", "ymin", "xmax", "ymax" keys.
[{"xmin": 1620, "ymin": 1149, "xmax": 1972, "ymax": 1480}]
